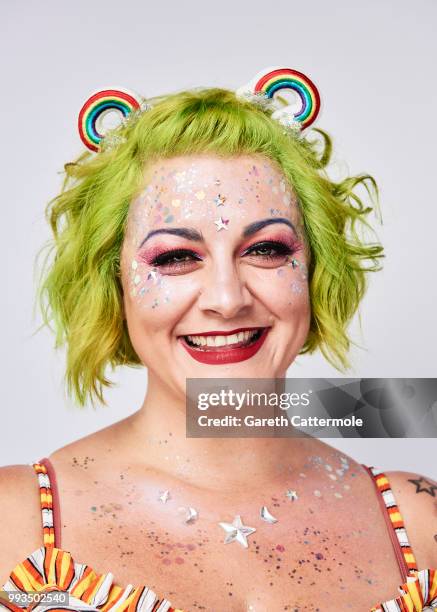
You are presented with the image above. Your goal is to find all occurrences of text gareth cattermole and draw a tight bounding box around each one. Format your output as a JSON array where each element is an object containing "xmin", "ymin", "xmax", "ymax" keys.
[{"xmin": 197, "ymin": 390, "xmax": 311, "ymax": 411}]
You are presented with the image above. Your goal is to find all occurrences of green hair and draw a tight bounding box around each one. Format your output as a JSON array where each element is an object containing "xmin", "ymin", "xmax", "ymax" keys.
[{"xmin": 35, "ymin": 87, "xmax": 384, "ymax": 407}]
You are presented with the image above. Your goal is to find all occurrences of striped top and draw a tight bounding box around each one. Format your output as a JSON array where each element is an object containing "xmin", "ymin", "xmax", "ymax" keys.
[{"xmin": 0, "ymin": 459, "xmax": 436, "ymax": 612}]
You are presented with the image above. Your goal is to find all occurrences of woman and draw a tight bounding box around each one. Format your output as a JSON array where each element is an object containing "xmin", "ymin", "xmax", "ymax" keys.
[{"xmin": 0, "ymin": 69, "xmax": 435, "ymax": 611}]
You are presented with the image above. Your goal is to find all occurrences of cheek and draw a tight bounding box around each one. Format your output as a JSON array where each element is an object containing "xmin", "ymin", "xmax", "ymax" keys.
[
  {"xmin": 123, "ymin": 256, "xmax": 200, "ymax": 325},
  {"xmin": 256, "ymin": 259, "xmax": 310, "ymax": 314}
]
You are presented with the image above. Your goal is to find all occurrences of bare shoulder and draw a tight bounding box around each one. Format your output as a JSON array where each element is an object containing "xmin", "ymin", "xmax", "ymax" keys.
[
  {"xmin": 385, "ymin": 469, "xmax": 437, "ymax": 569},
  {"xmin": 0, "ymin": 464, "xmax": 43, "ymax": 586}
]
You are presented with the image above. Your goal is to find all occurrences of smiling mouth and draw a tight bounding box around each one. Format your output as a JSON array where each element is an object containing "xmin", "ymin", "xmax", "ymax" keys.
[
  {"xmin": 178, "ymin": 327, "xmax": 270, "ymax": 365},
  {"xmin": 181, "ymin": 327, "xmax": 265, "ymax": 351}
]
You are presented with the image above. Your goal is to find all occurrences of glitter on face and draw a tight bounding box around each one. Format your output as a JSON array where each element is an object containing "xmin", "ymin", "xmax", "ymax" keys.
[
  {"xmin": 214, "ymin": 216, "xmax": 230, "ymax": 231},
  {"xmin": 313, "ymin": 490, "xmax": 322, "ymax": 497},
  {"xmin": 291, "ymin": 281, "xmax": 303, "ymax": 295},
  {"xmin": 214, "ymin": 194, "xmax": 226, "ymax": 206}
]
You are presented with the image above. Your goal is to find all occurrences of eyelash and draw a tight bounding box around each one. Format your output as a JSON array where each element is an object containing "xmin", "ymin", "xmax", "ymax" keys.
[{"xmin": 148, "ymin": 240, "xmax": 297, "ymax": 271}]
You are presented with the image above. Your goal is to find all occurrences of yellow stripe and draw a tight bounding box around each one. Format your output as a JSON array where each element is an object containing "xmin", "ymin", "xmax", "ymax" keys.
[
  {"xmin": 389, "ymin": 511, "xmax": 402, "ymax": 523},
  {"xmin": 11, "ymin": 565, "xmax": 36, "ymax": 591},
  {"xmin": 406, "ymin": 581, "xmax": 422, "ymax": 608},
  {"xmin": 376, "ymin": 475, "xmax": 389, "ymax": 487},
  {"xmin": 41, "ymin": 492, "xmax": 53, "ymax": 505}
]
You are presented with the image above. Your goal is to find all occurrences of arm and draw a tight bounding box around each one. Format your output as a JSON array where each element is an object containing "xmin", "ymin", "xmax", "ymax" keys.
[
  {"xmin": 385, "ymin": 470, "xmax": 437, "ymax": 570},
  {"xmin": 0, "ymin": 465, "xmax": 44, "ymax": 586}
]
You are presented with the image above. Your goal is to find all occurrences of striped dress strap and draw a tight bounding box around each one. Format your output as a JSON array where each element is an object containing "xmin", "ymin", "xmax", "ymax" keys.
[
  {"xmin": 363, "ymin": 465, "xmax": 418, "ymax": 582},
  {"xmin": 32, "ymin": 457, "xmax": 62, "ymax": 548}
]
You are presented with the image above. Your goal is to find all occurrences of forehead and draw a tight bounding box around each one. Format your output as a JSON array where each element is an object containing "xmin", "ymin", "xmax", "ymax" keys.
[{"xmin": 143, "ymin": 154, "xmax": 288, "ymax": 190}]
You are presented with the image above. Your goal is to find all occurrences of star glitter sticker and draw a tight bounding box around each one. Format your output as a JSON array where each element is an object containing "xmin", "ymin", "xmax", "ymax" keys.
[
  {"xmin": 147, "ymin": 269, "xmax": 159, "ymax": 283},
  {"xmin": 158, "ymin": 489, "xmax": 171, "ymax": 503},
  {"xmin": 260, "ymin": 506, "xmax": 278, "ymax": 524},
  {"xmin": 285, "ymin": 490, "xmax": 299, "ymax": 501},
  {"xmin": 214, "ymin": 216, "xmax": 229, "ymax": 231},
  {"xmin": 408, "ymin": 477, "xmax": 437, "ymax": 497},
  {"xmin": 218, "ymin": 515, "xmax": 256, "ymax": 548},
  {"xmin": 213, "ymin": 194, "xmax": 226, "ymax": 206}
]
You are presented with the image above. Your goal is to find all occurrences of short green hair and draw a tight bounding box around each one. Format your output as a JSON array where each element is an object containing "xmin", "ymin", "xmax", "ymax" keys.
[{"xmin": 35, "ymin": 87, "xmax": 384, "ymax": 407}]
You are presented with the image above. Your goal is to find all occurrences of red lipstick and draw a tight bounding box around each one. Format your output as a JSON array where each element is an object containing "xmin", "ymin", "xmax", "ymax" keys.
[{"xmin": 178, "ymin": 327, "xmax": 270, "ymax": 365}]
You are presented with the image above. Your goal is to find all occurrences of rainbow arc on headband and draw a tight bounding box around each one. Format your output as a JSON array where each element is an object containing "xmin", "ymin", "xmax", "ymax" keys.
[
  {"xmin": 78, "ymin": 88, "xmax": 142, "ymax": 152},
  {"xmin": 237, "ymin": 67, "xmax": 321, "ymax": 130}
]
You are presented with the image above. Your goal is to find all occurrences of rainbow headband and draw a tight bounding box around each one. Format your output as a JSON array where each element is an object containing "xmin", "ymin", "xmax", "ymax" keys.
[
  {"xmin": 78, "ymin": 88, "xmax": 143, "ymax": 152},
  {"xmin": 77, "ymin": 67, "xmax": 321, "ymax": 152},
  {"xmin": 236, "ymin": 67, "xmax": 321, "ymax": 130}
]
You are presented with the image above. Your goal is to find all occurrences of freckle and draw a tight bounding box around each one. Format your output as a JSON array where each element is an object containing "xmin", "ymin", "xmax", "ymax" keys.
[
  {"xmin": 276, "ymin": 544, "xmax": 285, "ymax": 552},
  {"xmin": 315, "ymin": 552, "xmax": 324, "ymax": 560}
]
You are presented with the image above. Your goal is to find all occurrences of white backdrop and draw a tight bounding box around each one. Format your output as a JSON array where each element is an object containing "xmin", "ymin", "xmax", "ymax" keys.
[{"xmin": 1, "ymin": 0, "xmax": 436, "ymax": 477}]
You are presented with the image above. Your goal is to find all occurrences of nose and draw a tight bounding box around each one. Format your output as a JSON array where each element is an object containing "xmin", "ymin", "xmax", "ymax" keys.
[{"xmin": 197, "ymin": 260, "xmax": 253, "ymax": 319}]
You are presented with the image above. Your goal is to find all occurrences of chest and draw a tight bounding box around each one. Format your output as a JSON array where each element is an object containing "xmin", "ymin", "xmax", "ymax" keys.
[{"xmin": 60, "ymin": 487, "xmax": 406, "ymax": 611}]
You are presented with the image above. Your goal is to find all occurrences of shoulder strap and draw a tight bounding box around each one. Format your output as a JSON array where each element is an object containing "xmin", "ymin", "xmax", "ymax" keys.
[
  {"xmin": 32, "ymin": 458, "xmax": 62, "ymax": 548},
  {"xmin": 362, "ymin": 464, "xmax": 418, "ymax": 582}
]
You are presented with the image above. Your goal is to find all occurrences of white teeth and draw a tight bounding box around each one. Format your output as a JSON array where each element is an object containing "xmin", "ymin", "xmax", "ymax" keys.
[{"xmin": 185, "ymin": 330, "xmax": 261, "ymax": 348}]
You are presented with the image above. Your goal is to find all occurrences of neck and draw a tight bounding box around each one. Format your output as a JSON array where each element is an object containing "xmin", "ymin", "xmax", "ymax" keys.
[{"xmin": 121, "ymin": 373, "xmax": 324, "ymax": 493}]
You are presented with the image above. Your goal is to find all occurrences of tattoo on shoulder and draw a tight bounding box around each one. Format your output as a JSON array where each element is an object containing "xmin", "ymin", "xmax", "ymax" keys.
[{"xmin": 407, "ymin": 476, "xmax": 437, "ymax": 497}]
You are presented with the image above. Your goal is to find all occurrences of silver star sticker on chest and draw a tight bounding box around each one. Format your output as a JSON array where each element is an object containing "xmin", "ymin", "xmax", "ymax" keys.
[
  {"xmin": 218, "ymin": 515, "xmax": 256, "ymax": 548},
  {"xmin": 285, "ymin": 489, "xmax": 298, "ymax": 501}
]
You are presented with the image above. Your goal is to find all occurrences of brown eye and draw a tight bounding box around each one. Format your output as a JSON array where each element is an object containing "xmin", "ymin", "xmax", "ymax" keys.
[{"xmin": 243, "ymin": 241, "xmax": 294, "ymax": 260}]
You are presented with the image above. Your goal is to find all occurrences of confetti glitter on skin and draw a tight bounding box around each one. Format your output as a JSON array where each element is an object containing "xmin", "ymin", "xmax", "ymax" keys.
[
  {"xmin": 260, "ymin": 506, "xmax": 278, "ymax": 523},
  {"xmin": 158, "ymin": 489, "xmax": 171, "ymax": 503},
  {"xmin": 122, "ymin": 157, "xmax": 309, "ymax": 320},
  {"xmin": 213, "ymin": 194, "xmax": 226, "ymax": 206},
  {"xmin": 285, "ymin": 490, "xmax": 299, "ymax": 501},
  {"xmin": 71, "ymin": 456, "xmax": 95, "ymax": 470}
]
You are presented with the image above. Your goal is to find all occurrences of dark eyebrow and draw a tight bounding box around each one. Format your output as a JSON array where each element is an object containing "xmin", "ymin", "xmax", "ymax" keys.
[
  {"xmin": 139, "ymin": 217, "xmax": 296, "ymax": 248},
  {"xmin": 139, "ymin": 227, "xmax": 203, "ymax": 248},
  {"xmin": 242, "ymin": 218, "xmax": 297, "ymax": 238}
]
